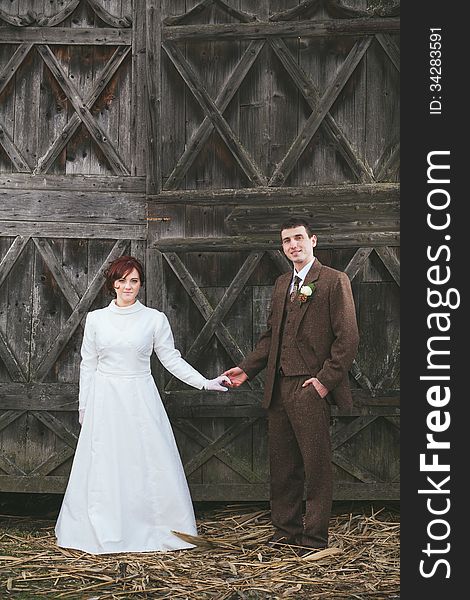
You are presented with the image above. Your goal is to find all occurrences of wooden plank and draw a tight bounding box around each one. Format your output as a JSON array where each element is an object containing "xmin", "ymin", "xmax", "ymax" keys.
[
  {"xmin": 0, "ymin": 173, "xmax": 145, "ymax": 191},
  {"xmin": 151, "ymin": 232, "xmax": 400, "ymax": 250},
  {"xmin": 0, "ymin": 410, "xmax": 27, "ymax": 432},
  {"xmin": 32, "ymin": 238, "xmax": 80, "ymax": 309},
  {"xmin": 331, "ymin": 415, "xmax": 378, "ymax": 450},
  {"xmin": 162, "ymin": 18, "xmax": 401, "ymax": 41},
  {"xmin": 0, "ymin": 222, "xmax": 146, "ymax": 239},
  {"xmin": 145, "ymin": 0, "xmax": 162, "ymax": 194},
  {"xmin": 343, "ymin": 247, "xmax": 373, "ymax": 281},
  {"xmin": 375, "ymin": 246, "xmax": 400, "ymax": 286},
  {"xmin": 0, "ymin": 383, "xmax": 77, "ymax": 411},
  {"xmin": 130, "ymin": 0, "xmax": 147, "ymax": 176},
  {"xmin": 0, "ymin": 43, "xmax": 33, "ymax": 96},
  {"xmin": 31, "ymin": 411, "xmax": 78, "ymax": 448},
  {"xmin": 0, "ymin": 235, "xmax": 30, "ymax": 288},
  {"xmin": 0, "ymin": 122, "xmax": 32, "ymax": 172},
  {"xmin": 365, "ymin": 35, "xmax": 399, "ymax": 182},
  {"xmin": 267, "ymin": 250, "xmax": 291, "ymax": 274},
  {"xmin": 356, "ymin": 281, "xmax": 399, "ymax": 390},
  {"xmin": 226, "ymin": 200, "xmax": 399, "ymax": 234},
  {"xmin": 333, "ymin": 451, "xmax": 385, "ymax": 484},
  {"xmin": 0, "ymin": 476, "xmax": 399, "ymax": 498},
  {"xmin": 0, "ymin": 29, "xmax": 132, "ymax": 45},
  {"xmin": 58, "ymin": 237, "xmax": 89, "ymax": 383},
  {"xmin": 5, "ymin": 235, "xmax": 34, "ymax": 382},
  {"xmin": 375, "ymin": 142, "xmax": 400, "ymax": 182},
  {"xmin": 149, "ymin": 182, "xmax": 400, "ymax": 204},
  {"xmin": 375, "ymin": 33, "xmax": 400, "ymax": 72},
  {"xmin": 0, "ymin": 190, "xmax": 145, "ymax": 223},
  {"xmin": 29, "ymin": 446, "xmax": 75, "ymax": 476},
  {"xmin": 163, "ymin": 41, "xmax": 267, "ymax": 186},
  {"xmin": 0, "ymin": 453, "xmax": 26, "ymax": 476},
  {"xmin": 30, "ymin": 238, "xmax": 63, "ymax": 382}
]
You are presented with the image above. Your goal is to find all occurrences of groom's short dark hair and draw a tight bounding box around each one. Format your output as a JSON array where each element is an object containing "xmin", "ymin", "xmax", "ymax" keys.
[{"xmin": 280, "ymin": 218, "xmax": 314, "ymax": 238}]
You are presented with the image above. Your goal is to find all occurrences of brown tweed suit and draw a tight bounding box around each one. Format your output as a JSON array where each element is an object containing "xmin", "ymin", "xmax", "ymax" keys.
[{"xmin": 239, "ymin": 259, "xmax": 359, "ymax": 547}]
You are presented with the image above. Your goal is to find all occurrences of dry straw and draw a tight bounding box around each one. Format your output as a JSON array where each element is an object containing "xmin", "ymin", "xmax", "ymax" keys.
[{"xmin": 1, "ymin": 503, "xmax": 399, "ymax": 599}]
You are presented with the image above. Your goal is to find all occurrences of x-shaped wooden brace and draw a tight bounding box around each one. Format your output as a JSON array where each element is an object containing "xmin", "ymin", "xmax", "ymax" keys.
[
  {"xmin": 164, "ymin": 39, "xmax": 265, "ymax": 189},
  {"xmin": 30, "ymin": 238, "xmax": 130, "ymax": 381},
  {"xmin": 163, "ymin": 41, "xmax": 268, "ymax": 187},
  {"xmin": 163, "ymin": 249, "xmax": 293, "ymax": 391},
  {"xmin": 34, "ymin": 45, "xmax": 130, "ymax": 174},
  {"xmin": 343, "ymin": 246, "xmax": 400, "ymax": 394},
  {"xmin": 331, "ymin": 412, "xmax": 400, "ymax": 484},
  {"xmin": 0, "ymin": 397, "xmax": 79, "ymax": 476},
  {"xmin": 0, "ymin": 409, "xmax": 27, "ymax": 475},
  {"xmin": 0, "ymin": 236, "xmax": 130, "ymax": 382},
  {"xmin": 0, "ymin": 42, "xmax": 130, "ymax": 175},
  {"xmin": 173, "ymin": 416, "xmax": 264, "ymax": 483},
  {"xmin": 34, "ymin": 44, "xmax": 129, "ymax": 175},
  {"xmin": 163, "ymin": 250, "xmax": 265, "ymax": 390},
  {"xmin": 269, "ymin": 35, "xmax": 373, "ymax": 186}
]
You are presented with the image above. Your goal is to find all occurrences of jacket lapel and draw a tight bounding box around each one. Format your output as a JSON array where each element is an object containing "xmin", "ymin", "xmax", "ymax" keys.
[
  {"xmin": 271, "ymin": 272, "xmax": 291, "ymax": 328},
  {"xmin": 293, "ymin": 259, "xmax": 322, "ymax": 336}
]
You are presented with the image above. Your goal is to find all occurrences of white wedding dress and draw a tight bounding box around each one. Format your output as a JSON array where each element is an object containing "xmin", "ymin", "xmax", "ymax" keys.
[{"xmin": 55, "ymin": 299, "xmax": 206, "ymax": 554}]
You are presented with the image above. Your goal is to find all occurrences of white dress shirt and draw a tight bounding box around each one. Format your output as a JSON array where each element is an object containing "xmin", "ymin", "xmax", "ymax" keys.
[{"xmin": 289, "ymin": 258, "xmax": 315, "ymax": 294}]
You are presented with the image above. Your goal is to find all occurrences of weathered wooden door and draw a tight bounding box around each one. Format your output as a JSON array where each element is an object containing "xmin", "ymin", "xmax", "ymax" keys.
[{"xmin": 0, "ymin": 0, "xmax": 399, "ymax": 500}]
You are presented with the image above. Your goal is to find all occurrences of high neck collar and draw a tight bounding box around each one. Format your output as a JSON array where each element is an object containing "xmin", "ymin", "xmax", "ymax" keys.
[{"xmin": 108, "ymin": 299, "xmax": 144, "ymax": 314}]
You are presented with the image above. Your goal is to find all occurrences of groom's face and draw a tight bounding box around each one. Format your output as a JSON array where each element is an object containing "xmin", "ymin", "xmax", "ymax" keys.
[{"xmin": 281, "ymin": 226, "xmax": 317, "ymax": 271}]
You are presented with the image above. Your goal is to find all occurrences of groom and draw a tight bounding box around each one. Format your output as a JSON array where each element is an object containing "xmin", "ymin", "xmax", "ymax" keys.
[{"xmin": 224, "ymin": 218, "xmax": 359, "ymax": 551}]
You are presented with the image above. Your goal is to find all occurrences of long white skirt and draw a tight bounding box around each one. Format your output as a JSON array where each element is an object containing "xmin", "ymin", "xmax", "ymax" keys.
[{"xmin": 55, "ymin": 372, "xmax": 197, "ymax": 554}]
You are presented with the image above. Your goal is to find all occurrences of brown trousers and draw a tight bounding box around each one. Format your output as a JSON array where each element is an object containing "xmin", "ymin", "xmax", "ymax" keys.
[{"xmin": 268, "ymin": 375, "xmax": 332, "ymax": 548}]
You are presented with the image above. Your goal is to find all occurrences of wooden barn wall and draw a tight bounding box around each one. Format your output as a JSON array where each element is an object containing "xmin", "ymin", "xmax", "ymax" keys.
[{"xmin": 0, "ymin": 0, "xmax": 400, "ymax": 500}]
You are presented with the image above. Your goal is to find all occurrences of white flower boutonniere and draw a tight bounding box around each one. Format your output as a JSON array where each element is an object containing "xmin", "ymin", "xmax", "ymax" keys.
[{"xmin": 298, "ymin": 283, "xmax": 316, "ymax": 303}]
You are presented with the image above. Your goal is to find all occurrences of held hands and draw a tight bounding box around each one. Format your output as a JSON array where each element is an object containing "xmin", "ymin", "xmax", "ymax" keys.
[
  {"xmin": 203, "ymin": 375, "xmax": 231, "ymax": 392},
  {"xmin": 222, "ymin": 367, "xmax": 248, "ymax": 388}
]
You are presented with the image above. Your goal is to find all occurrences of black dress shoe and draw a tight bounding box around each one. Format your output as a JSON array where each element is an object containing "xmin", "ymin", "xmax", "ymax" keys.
[{"xmin": 267, "ymin": 532, "xmax": 297, "ymax": 547}]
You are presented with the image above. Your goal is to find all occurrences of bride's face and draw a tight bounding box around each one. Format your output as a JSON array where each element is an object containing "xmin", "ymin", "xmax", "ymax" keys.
[{"xmin": 113, "ymin": 268, "xmax": 141, "ymax": 306}]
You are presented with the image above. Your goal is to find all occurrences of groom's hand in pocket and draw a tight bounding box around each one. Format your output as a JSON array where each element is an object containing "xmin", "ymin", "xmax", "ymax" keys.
[{"xmin": 223, "ymin": 367, "xmax": 248, "ymax": 388}]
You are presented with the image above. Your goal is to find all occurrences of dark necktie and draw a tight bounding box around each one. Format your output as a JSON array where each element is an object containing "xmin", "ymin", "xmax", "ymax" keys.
[{"xmin": 290, "ymin": 275, "xmax": 301, "ymax": 302}]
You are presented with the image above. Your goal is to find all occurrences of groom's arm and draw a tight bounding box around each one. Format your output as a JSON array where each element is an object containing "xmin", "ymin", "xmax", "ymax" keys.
[
  {"xmin": 315, "ymin": 272, "xmax": 359, "ymax": 392},
  {"xmin": 227, "ymin": 280, "xmax": 279, "ymax": 382}
]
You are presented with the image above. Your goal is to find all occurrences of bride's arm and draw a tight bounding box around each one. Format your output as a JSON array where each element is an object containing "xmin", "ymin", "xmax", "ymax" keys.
[
  {"xmin": 78, "ymin": 313, "xmax": 98, "ymax": 423},
  {"xmin": 153, "ymin": 313, "xmax": 207, "ymax": 389}
]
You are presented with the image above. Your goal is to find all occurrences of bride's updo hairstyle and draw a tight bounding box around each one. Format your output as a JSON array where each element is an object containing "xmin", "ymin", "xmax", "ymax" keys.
[{"xmin": 104, "ymin": 256, "xmax": 145, "ymax": 297}]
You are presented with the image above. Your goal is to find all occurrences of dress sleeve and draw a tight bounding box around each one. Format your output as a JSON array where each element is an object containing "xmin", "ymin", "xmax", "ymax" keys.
[
  {"xmin": 153, "ymin": 313, "xmax": 207, "ymax": 390},
  {"xmin": 78, "ymin": 313, "xmax": 98, "ymax": 412}
]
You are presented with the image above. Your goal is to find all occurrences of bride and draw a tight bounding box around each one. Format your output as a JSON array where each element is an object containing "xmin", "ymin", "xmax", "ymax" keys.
[{"xmin": 55, "ymin": 256, "xmax": 229, "ymax": 554}]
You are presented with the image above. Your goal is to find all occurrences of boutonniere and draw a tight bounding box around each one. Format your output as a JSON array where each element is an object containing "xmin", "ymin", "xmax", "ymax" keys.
[{"xmin": 298, "ymin": 283, "xmax": 316, "ymax": 303}]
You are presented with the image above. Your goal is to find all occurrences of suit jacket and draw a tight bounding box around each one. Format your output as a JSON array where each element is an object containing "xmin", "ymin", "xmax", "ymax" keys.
[{"xmin": 239, "ymin": 259, "xmax": 359, "ymax": 413}]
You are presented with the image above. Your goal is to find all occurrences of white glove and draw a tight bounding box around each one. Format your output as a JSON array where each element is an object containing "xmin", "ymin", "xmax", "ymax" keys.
[
  {"xmin": 78, "ymin": 409, "xmax": 86, "ymax": 425},
  {"xmin": 203, "ymin": 375, "xmax": 230, "ymax": 392}
]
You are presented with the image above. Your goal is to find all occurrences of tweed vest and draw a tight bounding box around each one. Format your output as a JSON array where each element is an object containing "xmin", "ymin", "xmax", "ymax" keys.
[{"xmin": 277, "ymin": 287, "xmax": 310, "ymax": 376}]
